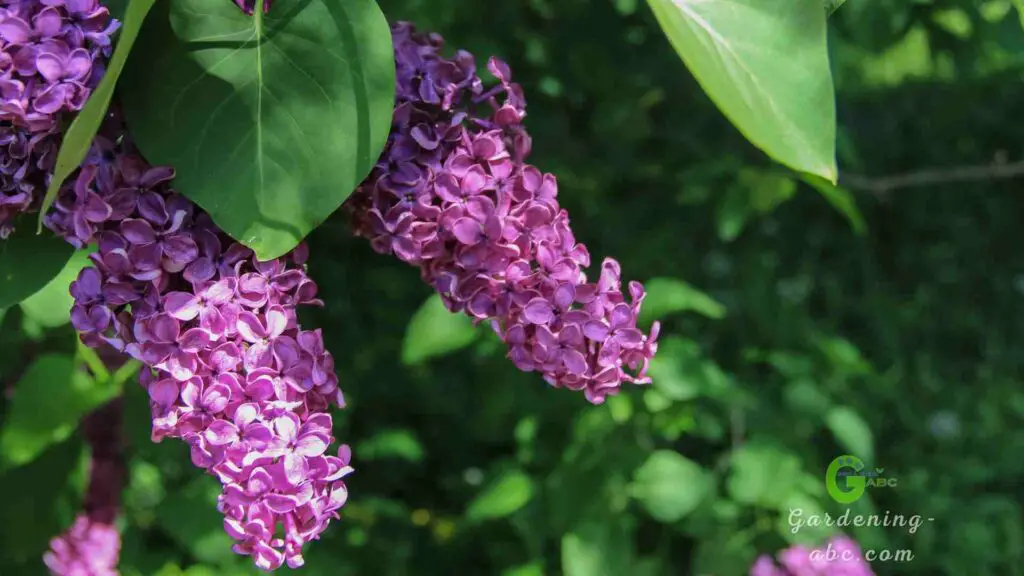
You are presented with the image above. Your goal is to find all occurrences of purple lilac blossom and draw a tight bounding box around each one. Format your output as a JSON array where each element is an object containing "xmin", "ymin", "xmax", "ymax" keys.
[
  {"xmin": 347, "ymin": 22, "xmax": 660, "ymax": 405},
  {"xmin": 44, "ymin": 397, "xmax": 124, "ymax": 576},
  {"xmin": 0, "ymin": 0, "xmax": 118, "ymax": 237},
  {"xmin": 44, "ymin": 118, "xmax": 351, "ymax": 572},
  {"xmin": 232, "ymin": 0, "xmax": 271, "ymax": 16},
  {"xmin": 750, "ymin": 535, "xmax": 877, "ymax": 576}
]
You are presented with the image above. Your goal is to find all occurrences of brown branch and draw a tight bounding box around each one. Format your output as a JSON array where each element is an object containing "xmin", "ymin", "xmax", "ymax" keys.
[{"xmin": 839, "ymin": 159, "xmax": 1024, "ymax": 194}]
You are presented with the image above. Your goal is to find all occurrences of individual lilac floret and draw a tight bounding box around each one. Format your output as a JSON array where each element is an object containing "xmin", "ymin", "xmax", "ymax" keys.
[
  {"xmin": 750, "ymin": 535, "xmax": 877, "ymax": 576},
  {"xmin": 45, "ymin": 123, "xmax": 351, "ymax": 572},
  {"xmin": 232, "ymin": 0, "xmax": 271, "ymax": 16},
  {"xmin": 347, "ymin": 22, "xmax": 659, "ymax": 404},
  {"xmin": 0, "ymin": 0, "xmax": 119, "ymax": 237},
  {"xmin": 44, "ymin": 398, "xmax": 124, "ymax": 576}
]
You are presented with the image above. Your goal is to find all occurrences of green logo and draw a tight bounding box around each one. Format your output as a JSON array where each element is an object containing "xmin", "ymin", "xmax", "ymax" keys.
[{"xmin": 825, "ymin": 455, "xmax": 898, "ymax": 503}]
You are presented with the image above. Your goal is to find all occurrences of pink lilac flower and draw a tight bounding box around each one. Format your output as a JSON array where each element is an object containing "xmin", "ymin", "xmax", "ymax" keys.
[
  {"xmin": 44, "ymin": 398, "xmax": 124, "ymax": 576},
  {"xmin": 347, "ymin": 22, "xmax": 659, "ymax": 404},
  {"xmin": 0, "ymin": 0, "xmax": 119, "ymax": 237},
  {"xmin": 750, "ymin": 535, "xmax": 877, "ymax": 576},
  {"xmin": 44, "ymin": 116, "xmax": 351, "ymax": 572},
  {"xmin": 44, "ymin": 517, "xmax": 121, "ymax": 576}
]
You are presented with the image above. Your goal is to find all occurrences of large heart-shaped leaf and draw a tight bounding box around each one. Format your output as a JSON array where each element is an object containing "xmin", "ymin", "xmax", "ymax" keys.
[
  {"xmin": 122, "ymin": 0, "xmax": 396, "ymax": 260},
  {"xmin": 647, "ymin": 0, "xmax": 837, "ymax": 181}
]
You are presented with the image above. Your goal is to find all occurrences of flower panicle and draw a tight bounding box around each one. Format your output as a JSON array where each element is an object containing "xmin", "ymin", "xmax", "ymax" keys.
[
  {"xmin": 45, "ymin": 117, "xmax": 351, "ymax": 572},
  {"xmin": 44, "ymin": 398, "xmax": 125, "ymax": 576},
  {"xmin": 348, "ymin": 22, "xmax": 659, "ymax": 405}
]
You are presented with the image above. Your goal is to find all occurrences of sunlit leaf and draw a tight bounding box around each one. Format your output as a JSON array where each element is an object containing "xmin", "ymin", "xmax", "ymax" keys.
[
  {"xmin": 402, "ymin": 294, "xmax": 480, "ymax": 365},
  {"xmin": 561, "ymin": 518, "xmax": 634, "ymax": 576},
  {"xmin": 727, "ymin": 441, "xmax": 803, "ymax": 509},
  {"xmin": 640, "ymin": 277, "xmax": 726, "ymax": 325},
  {"xmin": 0, "ymin": 220, "xmax": 73, "ymax": 309},
  {"xmin": 826, "ymin": 406, "xmax": 875, "ymax": 463},
  {"xmin": 357, "ymin": 429, "xmax": 425, "ymax": 463},
  {"xmin": 466, "ymin": 469, "xmax": 536, "ymax": 522},
  {"xmin": 631, "ymin": 450, "xmax": 712, "ymax": 522},
  {"xmin": 647, "ymin": 0, "xmax": 837, "ymax": 181},
  {"xmin": 0, "ymin": 354, "xmax": 118, "ymax": 469},
  {"xmin": 19, "ymin": 249, "xmax": 93, "ymax": 328}
]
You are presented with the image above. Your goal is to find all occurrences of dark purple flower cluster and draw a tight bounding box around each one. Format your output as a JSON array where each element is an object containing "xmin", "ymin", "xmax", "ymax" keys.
[
  {"xmin": 0, "ymin": 0, "xmax": 118, "ymax": 237},
  {"xmin": 751, "ymin": 536, "xmax": 877, "ymax": 576},
  {"xmin": 348, "ymin": 22, "xmax": 659, "ymax": 405},
  {"xmin": 45, "ymin": 127, "xmax": 351, "ymax": 572},
  {"xmin": 44, "ymin": 398, "xmax": 124, "ymax": 576}
]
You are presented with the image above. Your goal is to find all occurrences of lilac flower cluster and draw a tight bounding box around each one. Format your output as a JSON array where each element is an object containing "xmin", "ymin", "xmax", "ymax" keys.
[
  {"xmin": 751, "ymin": 536, "xmax": 877, "ymax": 576},
  {"xmin": 45, "ymin": 517, "xmax": 120, "ymax": 576},
  {"xmin": 0, "ymin": 0, "xmax": 118, "ymax": 237},
  {"xmin": 348, "ymin": 22, "xmax": 659, "ymax": 405},
  {"xmin": 45, "ymin": 126, "xmax": 352, "ymax": 572},
  {"xmin": 44, "ymin": 398, "xmax": 124, "ymax": 576}
]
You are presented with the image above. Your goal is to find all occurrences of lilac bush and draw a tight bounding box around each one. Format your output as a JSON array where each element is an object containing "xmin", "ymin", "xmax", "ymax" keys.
[
  {"xmin": 0, "ymin": 0, "xmax": 118, "ymax": 237},
  {"xmin": 44, "ymin": 398, "xmax": 124, "ymax": 576},
  {"xmin": 44, "ymin": 120, "xmax": 351, "ymax": 571},
  {"xmin": 348, "ymin": 22, "xmax": 660, "ymax": 405},
  {"xmin": 751, "ymin": 535, "xmax": 877, "ymax": 576}
]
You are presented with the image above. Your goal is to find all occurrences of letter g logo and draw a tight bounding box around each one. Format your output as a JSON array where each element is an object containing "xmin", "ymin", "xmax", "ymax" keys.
[{"xmin": 826, "ymin": 455, "xmax": 865, "ymax": 504}]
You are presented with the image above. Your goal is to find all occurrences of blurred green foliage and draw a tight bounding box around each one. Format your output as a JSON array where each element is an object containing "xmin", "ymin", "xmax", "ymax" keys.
[{"xmin": 2, "ymin": 1, "xmax": 1023, "ymax": 575}]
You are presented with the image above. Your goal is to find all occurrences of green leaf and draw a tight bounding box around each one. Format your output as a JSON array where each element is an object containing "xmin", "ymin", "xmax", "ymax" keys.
[
  {"xmin": 647, "ymin": 337, "xmax": 703, "ymax": 401},
  {"xmin": 646, "ymin": 0, "xmax": 837, "ymax": 181},
  {"xmin": 825, "ymin": 406, "xmax": 874, "ymax": 462},
  {"xmin": 561, "ymin": 519, "xmax": 634, "ymax": 576},
  {"xmin": 1015, "ymin": 0, "xmax": 1024, "ymax": 29},
  {"xmin": 466, "ymin": 469, "xmax": 536, "ymax": 522},
  {"xmin": 0, "ymin": 437, "xmax": 83, "ymax": 561},
  {"xmin": 640, "ymin": 277, "xmax": 726, "ymax": 325},
  {"xmin": 801, "ymin": 175, "xmax": 867, "ymax": 234},
  {"xmin": 36, "ymin": 0, "xmax": 157, "ymax": 226},
  {"xmin": 716, "ymin": 185, "xmax": 751, "ymax": 242},
  {"xmin": 0, "ymin": 353, "xmax": 119, "ymax": 469},
  {"xmin": 824, "ymin": 0, "xmax": 846, "ymax": 16},
  {"xmin": 157, "ymin": 476, "xmax": 236, "ymax": 565},
  {"xmin": 356, "ymin": 429, "xmax": 425, "ymax": 462},
  {"xmin": 727, "ymin": 441, "xmax": 803, "ymax": 509},
  {"xmin": 738, "ymin": 168, "xmax": 798, "ymax": 215},
  {"xmin": 0, "ymin": 220, "xmax": 73, "ymax": 309},
  {"xmin": 631, "ymin": 450, "xmax": 712, "ymax": 522},
  {"xmin": 19, "ymin": 249, "xmax": 93, "ymax": 328},
  {"xmin": 402, "ymin": 294, "xmax": 480, "ymax": 365},
  {"xmin": 121, "ymin": 0, "xmax": 395, "ymax": 260},
  {"xmin": 502, "ymin": 562, "xmax": 544, "ymax": 576}
]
